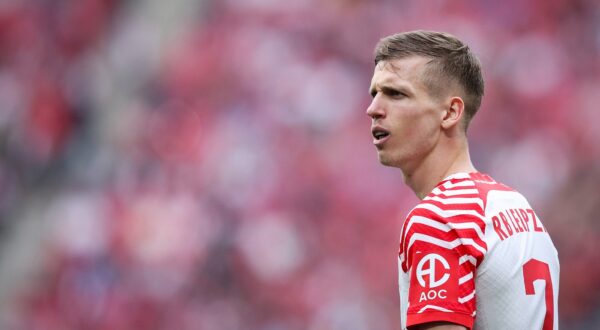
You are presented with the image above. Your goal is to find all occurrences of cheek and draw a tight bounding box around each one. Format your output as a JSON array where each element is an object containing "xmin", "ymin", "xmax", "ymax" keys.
[
  {"xmin": 394, "ymin": 110, "xmax": 440, "ymax": 149},
  {"xmin": 396, "ymin": 110, "xmax": 437, "ymax": 138},
  {"xmin": 417, "ymin": 113, "xmax": 441, "ymax": 137}
]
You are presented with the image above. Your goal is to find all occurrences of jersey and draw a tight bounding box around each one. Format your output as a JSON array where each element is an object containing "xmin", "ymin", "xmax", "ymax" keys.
[{"xmin": 398, "ymin": 172, "xmax": 559, "ymax": 330}]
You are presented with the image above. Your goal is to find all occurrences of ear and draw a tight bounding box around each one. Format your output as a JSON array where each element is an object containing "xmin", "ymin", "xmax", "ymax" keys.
[{"xmin": 441, "ymin": 97, "xmax": 465, "ymax": 130}]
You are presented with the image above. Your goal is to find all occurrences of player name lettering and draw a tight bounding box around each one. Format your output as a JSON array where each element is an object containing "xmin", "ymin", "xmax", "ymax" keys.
[{"xmin": 491, "ymin": 208, "xmax": 546, "ymax": 241}]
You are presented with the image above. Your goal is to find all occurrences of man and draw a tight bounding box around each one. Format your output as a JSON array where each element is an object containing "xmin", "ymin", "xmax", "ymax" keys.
[{"xmin": 367, "ymin": 30, "xmax": 559, "ymax": 330}]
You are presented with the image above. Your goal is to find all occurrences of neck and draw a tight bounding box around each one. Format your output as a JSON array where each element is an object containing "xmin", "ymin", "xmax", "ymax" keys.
[{"xmin": 403, "ymin": 136, "xmax": 476, "ymax": 199}]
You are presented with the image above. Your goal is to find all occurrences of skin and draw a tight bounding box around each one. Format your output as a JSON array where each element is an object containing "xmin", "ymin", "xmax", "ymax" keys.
[{"xmin": 367, "ymin": 56, "xmax": 473, "ymax": 330}]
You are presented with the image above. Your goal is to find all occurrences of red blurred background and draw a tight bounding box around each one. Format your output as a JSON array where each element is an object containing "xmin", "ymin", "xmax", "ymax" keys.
[{"xmin": 0, "ymin": 0, "xmax": 599, "ymax": 329}]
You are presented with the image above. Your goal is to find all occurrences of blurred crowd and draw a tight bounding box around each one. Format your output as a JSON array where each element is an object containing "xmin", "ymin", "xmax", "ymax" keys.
[{"xmin": 0, "ymin": 0, "xmax": 599, "ymax": 329}]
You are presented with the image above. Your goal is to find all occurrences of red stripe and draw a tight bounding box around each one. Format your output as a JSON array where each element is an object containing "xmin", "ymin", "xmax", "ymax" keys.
[
  {"xmin": 430, "ymin": 191, "xmax": 480, "ymax": 198},
  {"xmin": 403, "ymin": 237, "xmax": 485, "ymax": 270},
  {"xmin": 436, "ymin": 182, "xmax": 476, "ymax": 192},
  {"xmin": 457, "ymin": 263, "xmax": 476, "ymax": 293},
  {"xmin": 402, "ymin": 222, "xmax": 485, "ymax": 250},
  {"xmin": 409, "ymin": 207, "xmax": 486, "ymax": 229},
  {"xmin": 419, "ymin": 199, "xmax": 484, "ymax": 214},
  {"xmin": 405, "ymin": 222, "xmax": 485, "ymax": 244},
  {"xmin": 406, "ymin": 310, "xmax": 474, "ymax": 329},
  {"xmin": 469, "ymin": 178, "xmax": 514, "ymax": 209},
  {"xmin": 402, "ymin": 226, "xmax": 486, "ymax": 271},
  {"xmin": 401, "ymin": 211, "xmax": 488, "ymax": 266}
]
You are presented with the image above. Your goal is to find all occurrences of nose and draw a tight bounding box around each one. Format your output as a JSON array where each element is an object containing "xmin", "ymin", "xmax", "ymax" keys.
[{"xmin": 366, "ymin": 96, "xmax": 385, "ymax": 120}]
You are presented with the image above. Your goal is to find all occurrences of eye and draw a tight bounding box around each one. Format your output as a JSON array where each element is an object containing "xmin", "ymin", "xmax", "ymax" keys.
[
  {"xmin": 381, "ymin": 87, "xmax": 406, "ymax": 99},
  {"xmin": 370, "ymin": 90, "xmax": 377, "ymax": 98},
  {"xmin": 386, "ymin": 89, "xmax": 405, "ymax": 98}
]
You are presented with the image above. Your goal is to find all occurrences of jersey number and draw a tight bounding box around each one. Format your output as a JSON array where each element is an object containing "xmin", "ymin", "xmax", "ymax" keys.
[{"xmin": 523, "ymin": 259, "xmax": 554, "ymax": 330}]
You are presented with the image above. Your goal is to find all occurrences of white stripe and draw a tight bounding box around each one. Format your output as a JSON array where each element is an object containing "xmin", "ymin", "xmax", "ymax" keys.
[
  {"xmin": 407, "ymin": 233, "xmax": 487, "ymax": 256},
  {"xmin": 406, "ymin": 216, "xmax": 485, "ymax": 243},
  {"xmin": 405, "ymin": 216, "xmax": 449, "ymax": 235},
  {"xmin": 459, "ymin": 272, "xmax": 473, "ymax": 285},
  {"xmin": 418, "ymin": 305, "xmax": 453, "ymax": 313},
  {"xmin": 424, "ymin": 195, "xmax": 484, "ymax": 209},
  {"xmin": 443, "ymin": 173, "xmax": 471, "ymax": 180},
  {"xmin": 458, "ymin": 291, "xmax": 475, "ymax": 304},
  {"xmin": 443, "ymin": 180, "xmax": 475, "ymax": 189},
  {"xmin": 414, "ymin": 203, "xmax": 485, "ymax": 222},
  {"xmin": 432, "ymin": 188, "xmax": 480, "ymax": 197},
  {"xmin": 459, "ymin": 255, "xmax": 477, "ymax": 266}
]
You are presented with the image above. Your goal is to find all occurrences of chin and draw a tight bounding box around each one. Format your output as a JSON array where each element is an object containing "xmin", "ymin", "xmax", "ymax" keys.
[
  {"xmin": 377, "ymin": 153, "xmax": 397, "ymax": 167},
  {"xmin": 377, "ymin": 150, "xmax": 406, "ymax": 169}
]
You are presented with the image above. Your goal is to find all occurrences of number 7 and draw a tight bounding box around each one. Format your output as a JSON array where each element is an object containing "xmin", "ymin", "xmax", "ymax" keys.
[{"xmin": 523, "ymin": 259, "xmax": 554, "ymax": 330}]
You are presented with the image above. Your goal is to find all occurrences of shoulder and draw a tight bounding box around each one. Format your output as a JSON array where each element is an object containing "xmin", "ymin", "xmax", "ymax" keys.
[
  {"xmin": 463, "ymin": 172, "xmax": 516, "ymax": 209},
  {"xmin": 400, "ymin": 173, "xmax": 507, "ymax": 270},
  {"xmin": 409, "ymin": 173, "xmax": 486, "ymax": 225},
  {"xmin": 399, "ymin": 174, "xmax": 491, "ymax": 270},
  {"xmin": 416, "ymin": 172, "xmax": 517, "ymax": 211}
]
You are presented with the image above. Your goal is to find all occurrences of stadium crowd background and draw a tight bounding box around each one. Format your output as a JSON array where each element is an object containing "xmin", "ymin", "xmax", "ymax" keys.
[{"xmin": 0, "ymin": 0, "xmax": 599, "ymax": 329}]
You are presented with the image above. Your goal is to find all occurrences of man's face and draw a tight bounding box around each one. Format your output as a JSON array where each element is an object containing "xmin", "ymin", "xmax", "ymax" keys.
[{"xmin": 367, "ymin": 56, "xmax": 447, "ymax": 172}]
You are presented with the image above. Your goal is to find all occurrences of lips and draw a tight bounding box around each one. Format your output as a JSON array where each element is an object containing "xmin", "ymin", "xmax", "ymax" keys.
[{"xmin": 371, "ymin": 126, "xmax": 390, "ymax": 146}]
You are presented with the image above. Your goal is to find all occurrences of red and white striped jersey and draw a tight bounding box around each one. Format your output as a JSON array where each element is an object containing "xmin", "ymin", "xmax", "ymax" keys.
[{"xmin": 398, "ymin": 172, "xmax": 559, "ymax": 330}]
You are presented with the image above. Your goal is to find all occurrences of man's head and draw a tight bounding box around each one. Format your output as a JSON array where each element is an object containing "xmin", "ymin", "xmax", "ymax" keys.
[
  {"xmin": 367, "ymin": 31, "xmax": 484, "ymax": 171},
  {"xmin": 375, "ymin": 30, "xmax": 484, "ymax": 129}
]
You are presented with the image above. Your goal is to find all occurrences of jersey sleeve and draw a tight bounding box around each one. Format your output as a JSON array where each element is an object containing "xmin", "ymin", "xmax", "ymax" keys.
[{"xmin": 399, "ymin": 184, "xmax": 487, "ymax": 329}]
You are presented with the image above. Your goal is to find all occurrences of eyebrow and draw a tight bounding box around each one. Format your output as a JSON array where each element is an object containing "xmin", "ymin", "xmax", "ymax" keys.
[{"xmin": 369, "ymin": 82, "xmax": 411, "ymax": 97}]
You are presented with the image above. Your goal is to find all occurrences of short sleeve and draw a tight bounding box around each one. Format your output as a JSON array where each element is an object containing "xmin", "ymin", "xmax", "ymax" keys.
[
  {"xmin": 399, "ymin": 178, "xmax": 487, "ymax": 329},
  {"xmin": 399, "ymin": 201, "xmax": 487, "ymax": 329},
  {"xmin": 404, "ymin": 226, "xmax": 478, "ymax": 329}
]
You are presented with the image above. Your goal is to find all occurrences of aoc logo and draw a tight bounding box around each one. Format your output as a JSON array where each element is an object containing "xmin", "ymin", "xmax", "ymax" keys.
[{"xmin": 416, "ymin": 253, "xmax": 450, "ymax": 288}]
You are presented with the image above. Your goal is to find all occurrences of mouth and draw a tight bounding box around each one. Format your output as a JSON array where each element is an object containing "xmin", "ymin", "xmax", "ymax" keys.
[{"xmin": 372, "ymin": 127, "xmax": 390, "ymax": 146}]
